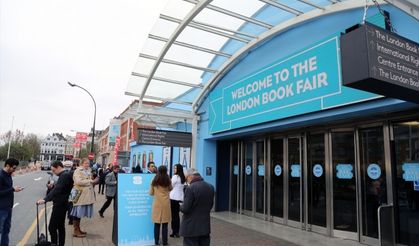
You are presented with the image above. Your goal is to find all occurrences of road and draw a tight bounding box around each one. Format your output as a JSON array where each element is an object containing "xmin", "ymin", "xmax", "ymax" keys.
[{"xmin": 10, "ymin": 170, "xmax": 51, "ymax": 246}]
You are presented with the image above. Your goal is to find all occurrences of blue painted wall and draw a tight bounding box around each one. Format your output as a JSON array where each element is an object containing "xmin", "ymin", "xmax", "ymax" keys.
[{"xmin": 194, "ymin": 5, "xmax": 419, "ymax": 189}]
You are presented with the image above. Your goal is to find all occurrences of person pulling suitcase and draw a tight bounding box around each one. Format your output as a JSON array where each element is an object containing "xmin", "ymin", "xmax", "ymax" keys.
[
  {"xmin": 35, "ymin": 203, "xmax": 54, "ymax": 246},
  {"xmin": 37, "ymin": 161, "xmax": 73, "ymax": 246}
]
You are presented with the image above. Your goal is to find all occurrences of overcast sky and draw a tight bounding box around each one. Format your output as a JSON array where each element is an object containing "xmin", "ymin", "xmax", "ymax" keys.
[{"xmin": 0, "ymin": 0, "xmax": 168, "ymax": 138}]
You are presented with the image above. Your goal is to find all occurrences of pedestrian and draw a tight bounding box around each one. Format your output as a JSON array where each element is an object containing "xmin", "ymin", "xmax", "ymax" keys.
[
  {"xmin": 37, "ymin": 161, "xmax": 73, "ymax": 246},
  {"xmin": 98, "ymin": 165, "xmax": 119, "ymax": 218},
  {"xmin": 150, "ymin": 165, "xmax": 172, "ymax": 246},
  {"xmin": 0, "ymin": 158, "xmax": 23, "ymax": 246},
  {"xmin": 98, "ymin": 168, "xmax": 106, "ymax": 195},
  {"xmin": 70, "ymin": 158, "xmax": 98, "ymax": 238},
  {"xmin": 170, "ymin": 164, "xmax": 185, "ymax": 238},
  {"xmin": 180, "ymin": 168, "xmax": 215, "ymax": 246},
  {"xmin": 132, "ymin": 163, "xmax": 143, "ymax": 173},
  {"xmin": 67, "ymin": 162, "xmax": 78, "ymax": 225},
  {"xmin": 146, "ymin": 162, "xmax": 157, "ymax": 174}
]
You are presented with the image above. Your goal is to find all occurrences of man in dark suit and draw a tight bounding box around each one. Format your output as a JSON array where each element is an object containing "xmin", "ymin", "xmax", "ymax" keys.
[
  {"xmin": 37, "ymin": 161, "xmax": 74, "ymax": 246},
  {"xmin": 180, "ymin": 169, "xmax": 215, "ymax": 246}
]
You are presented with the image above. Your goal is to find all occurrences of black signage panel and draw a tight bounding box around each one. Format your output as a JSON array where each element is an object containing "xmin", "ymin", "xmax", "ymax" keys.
[
  {"xmin": 341, "ymin": 23, "xmax": 419, "ymax": 103},
  {"xmin": 137, "ymin": 128, "xmax": 192, "ymax": 147}
]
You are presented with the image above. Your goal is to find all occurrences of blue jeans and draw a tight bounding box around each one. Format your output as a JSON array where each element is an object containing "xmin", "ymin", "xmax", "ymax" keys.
[{"xmin": 0, "ymin": 209, "xmax": 12, "ymax": 246}]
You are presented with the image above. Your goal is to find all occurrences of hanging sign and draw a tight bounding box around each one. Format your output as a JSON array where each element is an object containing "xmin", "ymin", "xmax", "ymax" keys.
[
  {"xmin": 336, "ymin": 164, "xmax": 354, "ymax": 179},
  {"xmin": 341, "ymin": 23, "xmax": 419, "ymax": 103},
  {"xmin": 274, "ymin": 164, "xmax": 282, "ymax": 176},
  {"xmin": 367, "ymin": 163, "xmax": 382, "ymax": 180},
  {"xmin": 290, "ymin": 164, "xmax": 301, "ymax": 178},
  {"xmin": 137, "ymin": 129, "xmax": 192, "ymax": 147},
  {"xmin": 402, "ymin": 163, "xmax": 419, "ymax": 181},
  {"xmin": 313, "ymin": 164, "xmax": 323, "ymax": 178}
]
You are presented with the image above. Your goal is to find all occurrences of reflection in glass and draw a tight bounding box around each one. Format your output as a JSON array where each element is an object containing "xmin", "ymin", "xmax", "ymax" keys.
[
  {"xmin": 256, "ymin": 141, "xmax": 265, "ymax": 214},
  {"xmin": 271, "ymin": 138, "xmax": 284, "ymax": 218},
  {"xmin": 332, "ymin": 132, "xmax": 357, "ymax": 232},
  {"xmin": 359, "ymin": 127, "xmax": 386, "ymax": 239},
  {"xmin": 394, "ymin": 121, "xmax": 419, "ymax": 245},
  {"xmin": 288, "ymin": 138, "xmax": 301, "ymax": 222},
  {"xmin": 308, "ymin": 133, "xmax": 326, "ymax": 227}
]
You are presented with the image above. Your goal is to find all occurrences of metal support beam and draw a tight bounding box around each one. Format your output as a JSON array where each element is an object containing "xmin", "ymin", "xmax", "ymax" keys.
[
  {"xmin": 184, "ymin": 0, "xmax": 273, "ymax": 29},
  {"xmin": 296, "ymin": 0, "xmax": 326, "ymax": 10},
  {"xmin": 131, "ymin": 72, "xmax": 203, "ymax": 88},
  {"xmin": 160, "ymin": 14, "xmax": 257, "ymax": 39},
  {"xmin": 139, "ymin": 53, "xmax": 218, "ymax": 73},
  {"xmin": 138, "ymin": 0, "xmax": 212, "ymax": 101},
  {"xmin": 137, "ymin": 106, "xmax": 194, "ymax": 120},
  {"xmin": 160, "ymin": 14, "xmax": 252, "ymax": 43},
  {"xmin": 384, "ymin": 0, "xmax": 419, "ymax": 20},
  {"xmin": 144, "ymin": 95, "xmax": 193, "ymax": 106},
  {"xmin": 193, "ymin": 0, "xmax": 386, "ymax": 112},
  {"xmin": 149, "ymin": 34, "xmax": 231, "ymax": 58},
  {"xmin": 259, "ymin": 0, "xmax": 303, "ymax": 15}
]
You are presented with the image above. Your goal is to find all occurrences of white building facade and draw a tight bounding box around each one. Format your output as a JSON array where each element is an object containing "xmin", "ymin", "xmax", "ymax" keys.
[{"xmin": 40, "ymin": 133, "xmax": 66, "ymax": 161}]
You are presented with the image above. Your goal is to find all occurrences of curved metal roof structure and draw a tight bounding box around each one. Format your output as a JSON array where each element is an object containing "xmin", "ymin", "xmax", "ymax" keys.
[{"xmin": 125, "ymin": 0, "xmax": 419, "ymax": 124}]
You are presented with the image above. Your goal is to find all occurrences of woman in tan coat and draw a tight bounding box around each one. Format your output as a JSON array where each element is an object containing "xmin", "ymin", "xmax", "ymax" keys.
[
  {"xmin": 70, "ymin": 158, "xmax": 98, "ymax": 237},
  {"xmin": 150, "ymin": 165, "xmax": 172, "ymax": 246}
]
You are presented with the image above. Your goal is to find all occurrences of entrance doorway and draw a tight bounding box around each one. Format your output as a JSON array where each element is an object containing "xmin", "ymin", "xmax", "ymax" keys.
[{"xmin": 227, "ymin": 124, "xmax": 394, "ymax": 245}]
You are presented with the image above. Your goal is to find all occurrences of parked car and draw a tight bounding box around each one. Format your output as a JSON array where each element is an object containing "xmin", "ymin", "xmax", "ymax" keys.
[{"xmin": 41, "ymin": 161, "xmax": 51, "ymax": 170}]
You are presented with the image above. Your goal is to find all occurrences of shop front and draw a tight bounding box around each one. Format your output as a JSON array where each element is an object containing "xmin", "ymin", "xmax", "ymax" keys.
[
  {"xmin": 225, "ymin": 117, "xmax": 419, "ymax": 245},
  {"xmin": 193, "ymin": 5, "xmax": 419, "ymax": 246}
]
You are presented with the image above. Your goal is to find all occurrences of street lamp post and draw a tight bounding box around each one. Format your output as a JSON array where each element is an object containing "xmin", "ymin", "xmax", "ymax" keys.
[{"xmin": 67, "ymin": 82, "xmax": 96, "ymax": 160}]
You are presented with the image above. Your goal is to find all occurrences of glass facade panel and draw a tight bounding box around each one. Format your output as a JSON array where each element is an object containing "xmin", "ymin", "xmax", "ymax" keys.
[
  {"xmin": 308, "ymin": 133, "xmax": 326, "ymax": 227},
  {"xmin": 332, "ymin": 132, "xmax": 357, "ymax": 233},
  {"xmin": 271, "ymin": 138, "xmax": 284, "ymax": 218},
  {"xmin": 256, "ymin": 141, "xmax": 265, "ymax": 214},
  {"xmin": 359, "ymin": 127, "xmax": 387, "ymax": 239},
  {"xmin": 394, "ymin": 121, "xmax": 419, "ymax": 245},
  {"xmin": 288, "ymin": 137, "xmax": 301, "ymax": 222}
]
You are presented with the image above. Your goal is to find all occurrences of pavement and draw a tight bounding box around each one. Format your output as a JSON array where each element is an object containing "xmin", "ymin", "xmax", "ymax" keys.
[
  {"xmin": 9, "ymin": 173, "xmax": 361, "ymax": 246},
  {"xmin": 64, "ymin": 188, "xmax": 298, "ymax": 246}
]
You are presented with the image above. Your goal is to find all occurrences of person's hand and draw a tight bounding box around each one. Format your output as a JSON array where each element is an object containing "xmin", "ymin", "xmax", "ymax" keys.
[
  {"xmin": 14, "ymin": 186, "xmax": 23, "ymax": 192},
  {"xmin": 37, "ymin": 199, "xmax": 45, "ymax": 205},
  {"xmin": 47, "ymin": 184, "xmax": 54, "ymax": 189}
]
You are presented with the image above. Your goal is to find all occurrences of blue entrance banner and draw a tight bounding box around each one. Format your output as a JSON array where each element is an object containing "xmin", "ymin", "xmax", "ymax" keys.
[
  {"xmin": 209, "ymin": 36, "xmax": 380, "ymax": 134},
  {"xmin": 118, "ymin": 174, "xmax": 155, "ymax": 246}
]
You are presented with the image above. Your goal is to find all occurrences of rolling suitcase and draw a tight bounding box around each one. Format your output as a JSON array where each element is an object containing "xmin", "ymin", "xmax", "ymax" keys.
[{"xmin": 35, "ymin": 203, "xmax": 55, "ymax": 246}]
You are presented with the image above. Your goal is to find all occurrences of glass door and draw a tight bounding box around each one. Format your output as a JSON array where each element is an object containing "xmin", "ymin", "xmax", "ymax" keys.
[
  {"xmin": 307, "ymin": 133, "xmax": 327, "ymax": 233},
  {"xmin": 230, "ymin": 142, "xmax": 239, "ymax": 213},
  {"xmin": 287, "ymin": 136, "xmax": 303, "ymax": 227},
  {"xmin": 270, "ymin": 138, "xmax": 284, "ymax": 222},
  {"xmin": 242, "ymin": 141, "xmax": 254, "ymax": 215},
  {"xmin": 358, "ymin": 126, "xmax": 387, "ymax": 244},
  {"xmin": 331, "ymin": 131, "xmax": 358, "ymax": 240},
  {"xmin": 393, "ymin": 121, "xmax": 419, "ymax": 246},
  {"xmin": 255, "ymin": 140, "xmax": 266, "ymax": 217}
]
